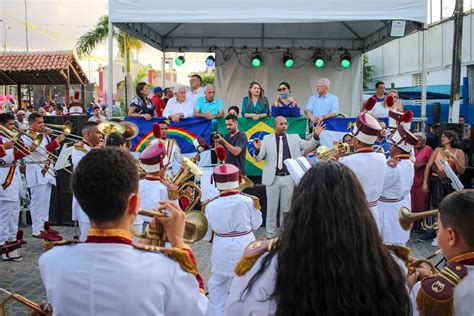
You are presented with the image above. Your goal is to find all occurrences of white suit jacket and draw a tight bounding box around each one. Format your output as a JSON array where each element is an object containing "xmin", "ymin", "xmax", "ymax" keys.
[{"xmin": 254, "ymin": 133, "xmax": 317, "ymax": 185}]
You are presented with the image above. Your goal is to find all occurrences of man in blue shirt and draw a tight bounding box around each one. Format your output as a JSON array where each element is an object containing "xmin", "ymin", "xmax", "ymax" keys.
[
  {"xmin": 304, "ymin": 78, "xmax": 339, "ymax": 124},
  {"xmin": 194, "ymin": 84, "xmax": 224, "ymax": 131},
  {"xmin": 373, "ymin": 81, "xmax": 386, "ymax": 103}
]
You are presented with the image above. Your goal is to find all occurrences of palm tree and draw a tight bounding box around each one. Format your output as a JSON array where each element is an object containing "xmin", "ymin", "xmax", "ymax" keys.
[{"xmin": 76, "ymin": 15, "xmax": 144, "ymax": 107}]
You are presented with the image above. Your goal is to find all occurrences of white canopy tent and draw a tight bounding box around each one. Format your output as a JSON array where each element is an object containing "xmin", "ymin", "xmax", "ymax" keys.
[{"xmin": 109, "ymin": 0, "xmax": 427, "ymax": 115}]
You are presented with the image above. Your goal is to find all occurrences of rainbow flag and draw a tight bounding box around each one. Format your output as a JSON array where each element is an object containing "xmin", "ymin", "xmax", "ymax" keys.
[
  {"xmin": 125, "ymin": 117, "xmax": 212, "ymax": 153},
  {"xmin": 218, "ymin": 117, "xmax": 307, "ymax": 176}
]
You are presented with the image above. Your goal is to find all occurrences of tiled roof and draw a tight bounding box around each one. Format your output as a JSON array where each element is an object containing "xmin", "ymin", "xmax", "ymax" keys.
[{"xmin": 0, "ymin": 51, "xmax": 88, "ymax": 85}]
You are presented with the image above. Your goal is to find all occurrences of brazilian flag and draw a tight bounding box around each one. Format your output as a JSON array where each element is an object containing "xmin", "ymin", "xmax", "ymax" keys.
[{"xmin": 218, "ymin": 117, "xmax": 307, "ymax": 176}]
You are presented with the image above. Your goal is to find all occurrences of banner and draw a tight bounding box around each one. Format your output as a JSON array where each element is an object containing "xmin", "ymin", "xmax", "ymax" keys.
[
  {"xmin": 125, "ymin": 117, "xmax": 212, "ymax": 153},
  {"xmin": 319, "ymin": 117, "xmax": 388, "ymax": 147},
  {"xmin": 218, "ymin": 117, "xmax": 307, "ymax": 176}
]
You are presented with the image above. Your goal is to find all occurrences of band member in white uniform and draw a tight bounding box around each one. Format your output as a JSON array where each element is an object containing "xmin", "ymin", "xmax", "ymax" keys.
[
  {"xmin": 149, "ymin": 122, "xmax": 181, "ymax": 178},
  {"xmin": 21, "ymin": 112, "xmax": 65, "ymax": 238},
  {"xmin": 379, "ymin": 124, "xmax": 417, "ymax": 246},
  {"xmin": 71, "ymin": 122, "xmax": 101, "ymax": 241},
  {"xmin": 408, "ymin": 190, "xmax": 474, "ymax": 316},
  {"xmin": 339, "ymin": 110, "xmax": 385, "ymax": 230},
  {"xmin": 202, "ymin": 145, "xmax": 262, "ymax": 316},
  {"xmin": 0, "ymin": 114, "xmax": 27, "ymax": 261},
  {"xmin": 39, "ymin": 148, "xmax": 208, "ymax": 315}
]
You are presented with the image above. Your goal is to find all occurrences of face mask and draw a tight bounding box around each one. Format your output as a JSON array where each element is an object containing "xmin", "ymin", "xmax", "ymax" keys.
[{"xmin": 280, "ymin": 92, "xmax": 291, "ymax": 99}]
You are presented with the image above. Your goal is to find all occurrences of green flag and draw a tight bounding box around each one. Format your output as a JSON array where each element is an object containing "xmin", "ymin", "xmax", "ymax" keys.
[{"xmin": 218, "ymin": 117, "xmax": 307, "ymax": 176}]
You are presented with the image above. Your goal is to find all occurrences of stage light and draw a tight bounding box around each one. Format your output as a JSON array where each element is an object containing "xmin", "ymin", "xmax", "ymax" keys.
[
  {"xmin": 205, "ymin": 55, "xmax": 215, "ymax": 67},
  {"xmin": 313, "ymin": 55, "xmax": 325, "ymax": 68},
  {"xmin": 251, "ymin": 52, "xmax": 262, "ymax": 68},
  {"xmin": 282, "ymin": 52, "xmax": 294, "ymax": 68},
  {"xmin": 340, "ymin": 53, "xmax": 351, "ymax": 68},
  {"xmin": 175, "ymin": 56, "xmax": 185, "ymax": 66}
]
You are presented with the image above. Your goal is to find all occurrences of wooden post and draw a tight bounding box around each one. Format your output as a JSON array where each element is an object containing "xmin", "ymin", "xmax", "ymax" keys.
[
  {"xmin": 81, "ymin": 84, "xmax": 85, "ymax": 105},
  {"xmin": 65, "ymin": 68, "xmax": 70, "ymax": 108},
  {"xmin": 17, "ymin": 84, "xmax": 21, "ymax": 109},
  {"xmin": 449, "ymin": 0, "xmax": 463, "ymax": 123}
]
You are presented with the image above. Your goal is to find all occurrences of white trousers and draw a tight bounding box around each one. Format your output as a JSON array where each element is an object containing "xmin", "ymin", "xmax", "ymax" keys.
[
  {"xmin": 208, "ymin": 274, "xmax": 232, "ymax": 316},
  {"xmin": 79, "ymin": 221, "xmax": 142, "ymax": 242},
  {"xmin": 30, "ymin": 184, "xmax": 52, "ymax": 235},
  {"xmin": 265, "ymin": 175, "xmax": 294, "ymax": 238},
  {"xmin": 0, "ymin": 200, "xmax": 20, "ymax": 244}
]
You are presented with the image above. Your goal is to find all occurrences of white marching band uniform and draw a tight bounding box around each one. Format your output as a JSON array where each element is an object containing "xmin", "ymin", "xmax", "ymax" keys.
[
  {"xmin": 71, "ymin": 142, "xmax": 92, "ymax": 241},
  {"xmin": 203, "ymin": 192, "xmax": 262, "ymax": 316},
  {"xmin": 379, "ymin": 158, "xmax": 414, "ymax": 246},
  {"xmin": 137, "ymin": 177, "xmax": 169, "ymax": 224},
  {"xmin": 340, "ymin": 152, "xmax": 386, "ymax": 229},
  {"xmin": 150, "ymin": 137, "xmax": 181, "ymax": 178},
  {"xmin": 39, "ymin": 241, "xmax": 208, "ymax": 316},
  {"xmin": 21, "ymin": 132, "xmax": 58, "ymax": 236},
  {"xmin": 0, "ymin": 135, "xmax": 21, "ymax": 246}
]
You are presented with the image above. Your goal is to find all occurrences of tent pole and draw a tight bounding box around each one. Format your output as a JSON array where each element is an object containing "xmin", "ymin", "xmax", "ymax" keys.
[
  {"xmin": 162, "ymin": 48, "xmax": 166, "ymax": 88},
  {"xmin": 107, "ymin": 20, "xmax": 114, "ymax": 118},
  {"xmin": 421, "ymin": 25, "xmax": 428, "ymax": 131}
]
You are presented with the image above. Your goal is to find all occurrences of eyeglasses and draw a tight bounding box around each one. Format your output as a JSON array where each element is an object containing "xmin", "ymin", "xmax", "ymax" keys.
[{"xmin": 277, "ymin": 87, "xmax": 288, "ymax": 92}]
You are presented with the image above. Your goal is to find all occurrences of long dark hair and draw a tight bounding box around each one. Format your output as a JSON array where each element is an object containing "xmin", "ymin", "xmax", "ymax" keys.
[
  {"xmin": 244, "ymin": 162, "xmax": 411, "ymax": 315},
  {"xmin": 442, "ymin": 130, "xmax": 461, "ymax": 149},
  {"xmin": 135, "ymin": 82, "xmax": 148, "ymax": 102},
  {"xmin": 247, "ymin": 81, "xmax": 269, "ymax": 111}
]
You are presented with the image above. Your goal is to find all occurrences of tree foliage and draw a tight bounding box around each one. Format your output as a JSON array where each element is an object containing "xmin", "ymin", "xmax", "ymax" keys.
[{"xmin": 363, "ymin": 54, "xmax": 374, "ymax": 89}]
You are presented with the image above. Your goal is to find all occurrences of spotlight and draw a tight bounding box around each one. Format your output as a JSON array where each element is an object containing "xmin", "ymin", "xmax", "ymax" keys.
[
  {"xmin": 313, "ymin": 55, "xmax": 325, "ymax": 68},
  {"xmin": 282, "ymin": 52, "xmax": 294, "ymax": 68},
  {"xmin": 251, "ymin": 52, "xmax": 262, "ymax": 68},
  {"xmin": 205, "ymin": 55, "xmax": 215, "ymax": 67},
  {"xmin": 175, "ymin": 56, "xmax": 185, "ymax": 66},
  {"xmin": 340, "ymin": 52, "xmax": 351, "ymax": 68}
]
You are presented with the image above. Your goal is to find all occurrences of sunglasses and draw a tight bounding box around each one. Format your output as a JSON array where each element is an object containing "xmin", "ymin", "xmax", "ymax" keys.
[{"xmin": 277, "ymin": 87, "xmax": 288, "ymax": 92}]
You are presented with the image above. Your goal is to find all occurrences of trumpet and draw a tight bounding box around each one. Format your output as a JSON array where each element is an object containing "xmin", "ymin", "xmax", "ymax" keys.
[
  {"xmin": 131, "ymin": 208, "xmax": 208, "ymax": 246},
  {"xmin": 0, "ymin": 288, "xmax": 50, "ymax": 316},
  {"xmin": 316, "ymin": 142, "xmax": 353, "ymax": 160},
  {"xmin": 399, "ymin": 206, "xmax": 438, "ymax": 231}
]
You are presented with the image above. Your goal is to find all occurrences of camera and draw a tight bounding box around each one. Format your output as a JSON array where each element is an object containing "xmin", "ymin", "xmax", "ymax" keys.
[{"xmin": 212, "ymin": 131, "xmax": 222, "ymax": 141}]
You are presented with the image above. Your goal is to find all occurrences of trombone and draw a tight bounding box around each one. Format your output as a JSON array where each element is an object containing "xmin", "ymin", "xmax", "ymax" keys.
[
  {"xmin": 131, "ymin": 208, "xmax": 208, "ymax": 246},
  {"xmin": 399, "ymin": 206, "xmax": 438, "ymax": 231},
  {"xmin": 0, "ymin": 288, "xmax": 50, "ymax": 316},
  {"xmin": 43, "ymin": 121, "xmax": 83, "ymax": 142},
  {"xmin": 0, "ymin": 126, "xmax": 57, "ymax": 177}
]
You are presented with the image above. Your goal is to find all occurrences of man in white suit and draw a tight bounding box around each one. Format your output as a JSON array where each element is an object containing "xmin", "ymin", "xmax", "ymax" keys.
[{"xmin": 253, "ymin": 116, "xmax": 324, "ymax": 238}]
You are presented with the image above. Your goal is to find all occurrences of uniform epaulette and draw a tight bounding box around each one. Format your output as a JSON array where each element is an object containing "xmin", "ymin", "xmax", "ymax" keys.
[
  {"xmin": 201, "ymin": 195, "xmax": 219, "ymax": 212},
  {"xmin": 44, "ymin": 239, "xmax": 80, "ymax": 252},
  {"xmin": 132, "ymin": 243, "xmax": 198, "ymax": 276},
  {"xmin": 416, "ymin": 261, "xmax": 468, "ymax": 316},
  {"xmin": 239, "ymin": 192, "xmax": 261, "ymax": 210},
  {"xmin": 73, "ymin": 142, "xmax": 88, "ymax": 153},
  {"xmin": 235, "ymin": 238, "xmax": 278, "ymax": 276},
  {"xmin": 387, "ymin": 157, "xmax": 399, "ymax": 168}
]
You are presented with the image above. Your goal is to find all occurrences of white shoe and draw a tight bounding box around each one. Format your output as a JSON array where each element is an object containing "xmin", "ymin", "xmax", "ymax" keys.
[{"xmin": 431, "ymin": 239, "xmax": 438, "ymax": 247}]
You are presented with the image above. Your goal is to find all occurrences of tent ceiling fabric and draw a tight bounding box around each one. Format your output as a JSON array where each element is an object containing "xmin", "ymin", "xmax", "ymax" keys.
[{"xmin": 110, "ymin": 0, "xmax": 426, "ymax": 52}]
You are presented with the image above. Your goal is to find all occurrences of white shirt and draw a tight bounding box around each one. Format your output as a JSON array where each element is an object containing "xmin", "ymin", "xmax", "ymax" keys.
[
  {"xmin": 367, "ymin": 103, "xmax": 389, "ymax": 118},
  {"xmin": 379, "ymin": 159, "xmax": 414, "ymax": 245},
  {"xmin": 22, "ymin": 132, "xmax": 57, "ymax": 187},
  {"xmin": 186, "ymin": 87, "xmax": 205, "ymax": 107},
  {"xmin": 138, "ymin": 178, "xmax": 170, "ymax": 223},
  {"xmin": 163, "ymin": 97, "xmax": 194, "ymax": 118},
  {"xmin": 88, "ymin": 115, "xmax": 107, "ymax": 122},
  {"xmin": 203, "ymin": 193, "xmax": 262, "ymax": 276},
  {"xmin": 39, "ymin": 242, "xmax": 208, "ymax": 316},
  {"xmin": 71, "ymin": 143, "xmax": 92, "ymax": 222},
  {"xmin": 0, "ymin": 135, "xmax": 21, "ymax": 202},
  {"xmin": 340, "ymin": 151, "xmax": 386, "ymax": 229}
]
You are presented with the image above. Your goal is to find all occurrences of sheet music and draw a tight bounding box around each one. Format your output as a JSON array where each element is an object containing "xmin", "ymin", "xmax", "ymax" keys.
[
  {"xmin": 200, "ymin": 166, "xmax": 219, "ymax": 201},
  {"xmin": 284, "ymin": 158, "xmax": 305, "ymax": 185},
  {"xmin": 296, "ymin": 157, "xmax": 312, "ymax": 172},
  {"xmin": 441, "ymin": 160, "xmax": 464, "ymax": 191},
  {"xmin": 54, "ymin": 144, "xmax": 73, "ymax": 171}
]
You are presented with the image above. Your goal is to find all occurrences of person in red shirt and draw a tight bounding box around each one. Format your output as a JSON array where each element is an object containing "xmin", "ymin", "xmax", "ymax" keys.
[{"xmin": 151, "ymin": 87, "xmax": 166, "ymax": 117}]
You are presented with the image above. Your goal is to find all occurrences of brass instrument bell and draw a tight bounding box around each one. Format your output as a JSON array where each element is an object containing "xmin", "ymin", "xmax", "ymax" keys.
[
  {"xmin": 119, "ymin": 121, "xmax": 139, "ymax": 140},
  {"xmin": 44, "ymin": 120, "xmax": 73, "ymax": 134},
  {"xmin": 97, "ymin": 121, "xmax": 125, "ymax": 135},
  {"xmin": 399, "ymin": 206, "xmax": 439, "ymax": 231}
]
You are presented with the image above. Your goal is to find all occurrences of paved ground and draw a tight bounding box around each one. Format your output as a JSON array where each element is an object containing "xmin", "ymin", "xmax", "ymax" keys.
[{"xmin": 0, "ymin": 225, "xmax": 443, "ymax": 315}]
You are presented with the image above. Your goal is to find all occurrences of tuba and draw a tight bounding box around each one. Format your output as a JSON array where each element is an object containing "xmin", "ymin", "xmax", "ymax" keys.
[
  {"xmin": 399, "ymin": 206, "xmax": 438, "ymax": 231},
  {"xmin": 131, "ymin": 208, "xmax": 208, "ymax": 246},
  {"xmin": 171, "ymin": 156, "xmax": 203, "ymax": 212},
  {"xmin": 0, "ymin": 288, "xmax": 51, "ymax": 316}
]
